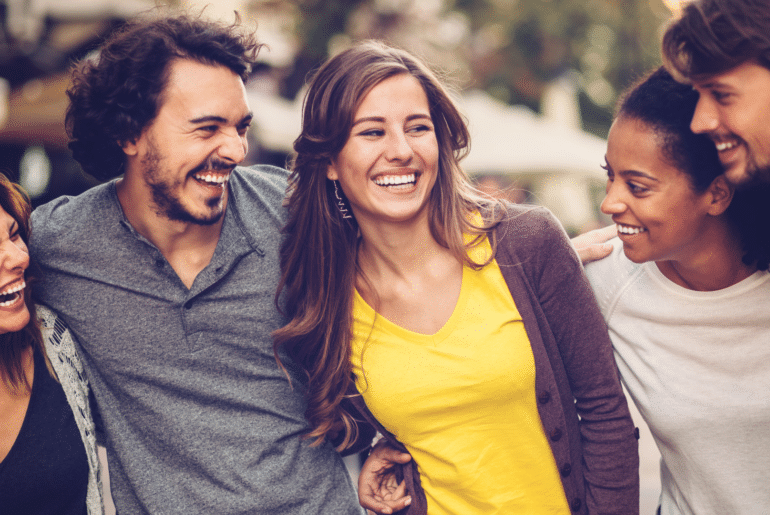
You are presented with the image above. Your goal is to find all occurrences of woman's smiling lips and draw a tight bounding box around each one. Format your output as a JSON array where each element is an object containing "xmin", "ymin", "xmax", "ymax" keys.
[
  {"xmin": 373, "ymin": 171, "xmax": 419, "ymax": 189},
  {"xmin": 0, "ymin": 280, "xmax": 25, "ymax": 308},
  {"xmin": 616, "ymin": 223, "xmax": 647, "ymax": 235}
]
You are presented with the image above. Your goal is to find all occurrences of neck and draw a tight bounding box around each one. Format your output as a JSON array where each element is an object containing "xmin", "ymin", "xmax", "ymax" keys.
[
  {"xmin": 656, "ymin": 221, "xmax": 756, "ymax": 291},
  {"xmin": 115, "ymin": 177, "xmax": 224, "ymax": 289},
  {"xmin": 356, "ymin": 214, "xmax": 448, "ymax": 280},
  {"xmin": 0, "ymin": 344, "xmax": 33, "ymax": 396}
]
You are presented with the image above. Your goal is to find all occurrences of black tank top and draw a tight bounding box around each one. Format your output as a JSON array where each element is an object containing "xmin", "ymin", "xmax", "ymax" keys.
[{"xmin": 0, "ymin": 348, "xmax": 89, "ymax": 514}]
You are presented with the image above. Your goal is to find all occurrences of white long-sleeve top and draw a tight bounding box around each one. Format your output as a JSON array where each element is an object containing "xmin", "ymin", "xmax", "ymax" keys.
[{"xmin": 585, "ymin": 239, "xmax": 770, "ymax": 515}]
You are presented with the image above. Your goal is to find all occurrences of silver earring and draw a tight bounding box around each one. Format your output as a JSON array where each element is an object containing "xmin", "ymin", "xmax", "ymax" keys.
[{"xmin": 333, "ymin": 180, "xmax": 353, "ymax": 219}]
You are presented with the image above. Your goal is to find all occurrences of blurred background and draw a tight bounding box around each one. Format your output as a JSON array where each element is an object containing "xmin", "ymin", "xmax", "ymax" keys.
[
  {"xmin": 0, "ymin": 0, "xmax": 686, "ymax": 235},
  {"xmin": 1, "ymin": 1, "xmax": 681, "ymax": 512}
]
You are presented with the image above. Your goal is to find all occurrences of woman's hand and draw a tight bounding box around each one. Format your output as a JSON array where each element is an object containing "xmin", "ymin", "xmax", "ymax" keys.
[
  {"xmin": 358, "ymin": 440, "xmax": 413, "ymax": 514},
  {"xmin": 571, "ymin": 225, "xmax": 617, "ymax": 264}
]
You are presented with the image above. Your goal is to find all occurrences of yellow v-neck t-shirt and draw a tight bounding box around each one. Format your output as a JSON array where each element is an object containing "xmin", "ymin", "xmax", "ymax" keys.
[{"xmin": 351, "ymin": 238, "xmax": 570, "ymax": 514}]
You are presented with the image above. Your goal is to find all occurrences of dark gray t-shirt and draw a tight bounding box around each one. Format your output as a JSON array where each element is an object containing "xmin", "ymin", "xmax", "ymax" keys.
[{"xmin": 30, "ymin": 165, "xmax": 362, "ymax": 515}]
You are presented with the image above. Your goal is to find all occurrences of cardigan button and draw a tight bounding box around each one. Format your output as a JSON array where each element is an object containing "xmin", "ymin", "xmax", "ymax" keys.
[
  {"xmin": 538, "ymin": 391, "xmax": 551, "ymax": 404},
  {"xmin": 570, "ymin": 497, "xmax": 582, "ymax": 511},
  {"xmin": 184, "ymin": 300, "xmax": 194, "ymax": 310},
  {"xmin": 560, "ymin": 463, "xmax": 572, "ymax": 477},
  {"xmin": 550, "ymin": 428, "xmax": 563, "ymax": 441}
]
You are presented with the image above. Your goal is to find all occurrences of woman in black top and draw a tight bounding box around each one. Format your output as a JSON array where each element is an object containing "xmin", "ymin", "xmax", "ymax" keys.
[{"xmin": 0, "ymin": 173, "xmax": 102, "ymax": 514}]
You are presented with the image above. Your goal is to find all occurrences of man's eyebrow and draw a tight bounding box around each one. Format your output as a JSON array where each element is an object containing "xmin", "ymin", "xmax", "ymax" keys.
[
  {"xmin": 696, "ymin": 78, "xmax": 730, "ymax": 90},
  {"xmin": 189, "ymin": 113, "xmax": 253, "ymax": 124}
]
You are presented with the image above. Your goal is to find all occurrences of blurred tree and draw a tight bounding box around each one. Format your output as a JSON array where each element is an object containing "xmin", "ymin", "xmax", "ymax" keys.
[
  {"xmin": 277, "ymin": 0, "xmax": 368, "ymax": 99},
  {"xmin": 260, "ymin": 0, "xmax": 672, "ymax": 136},
  {"xmin": 455, "ymin": 0, "xmax": 671, "ymax": 136}
]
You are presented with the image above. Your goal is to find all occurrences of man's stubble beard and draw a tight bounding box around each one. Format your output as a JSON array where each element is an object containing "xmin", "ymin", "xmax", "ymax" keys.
[{"xmin": 142, "ymin": 141, "xmax": 225, "ymax": 226}]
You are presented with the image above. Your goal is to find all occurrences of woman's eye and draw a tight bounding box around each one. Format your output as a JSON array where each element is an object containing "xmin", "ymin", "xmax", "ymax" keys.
[
  {"xmin": 628, "ymin": 182, "xmax": 647, "ymax": 194},
  {"xmin": 408, "ymin": 124, "xmax": 431, "ymax": 134}
]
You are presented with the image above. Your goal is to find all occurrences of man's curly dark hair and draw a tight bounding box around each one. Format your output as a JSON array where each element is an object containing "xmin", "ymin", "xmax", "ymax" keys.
[{"xmin": 65, "ymin": 12, "xmax": 264, "ymax": 181}]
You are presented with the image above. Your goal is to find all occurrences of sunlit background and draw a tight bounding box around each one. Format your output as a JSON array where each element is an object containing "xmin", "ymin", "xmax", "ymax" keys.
[
  {"xmin": 0, "ymin": 0, "xmax": 686, "ymax": 235},
  {"xmin": 2, "ymin": 3, "xmax": 682, "ymax": 511}
]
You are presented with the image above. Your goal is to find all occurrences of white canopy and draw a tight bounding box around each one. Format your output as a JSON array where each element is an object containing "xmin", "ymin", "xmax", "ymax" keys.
[{"xmin": 459, "ymin": 89, "xmax": 607, "ymax": 179}]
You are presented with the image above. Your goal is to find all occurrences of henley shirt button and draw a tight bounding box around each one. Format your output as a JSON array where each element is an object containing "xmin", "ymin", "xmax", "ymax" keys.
[
  {"xmin": 184, "ymin": 300, "xmax": 193, "ymax": 310},
  {"xmin": 560, "ymin": 463, "xmax": 572, "ymax": 477},
  {"xmin": 550, "ymin": 428, "xmax": 563, "ymax": 442},
  {"xmin": 538, "ymin": 391, "xmax": 551, "ymax": 404},
  {"xmin": 570, "ymin": 498, "xmax": 582, "ymax": 511}
]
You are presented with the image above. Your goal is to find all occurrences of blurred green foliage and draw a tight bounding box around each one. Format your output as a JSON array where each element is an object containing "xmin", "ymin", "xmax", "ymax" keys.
[{"xmin": 270, "ymin": 0, "xmax": 673, "ymax": 137}]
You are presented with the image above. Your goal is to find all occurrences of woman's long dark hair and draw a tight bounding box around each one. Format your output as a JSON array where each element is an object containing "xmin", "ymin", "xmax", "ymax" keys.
[
  {"xmin": 273, "ymin": 41, "xmax": 502, "ymax": 449},
  {"xmin": 0, "ymin": 173, "xmax": 44, "ymax": 392}
]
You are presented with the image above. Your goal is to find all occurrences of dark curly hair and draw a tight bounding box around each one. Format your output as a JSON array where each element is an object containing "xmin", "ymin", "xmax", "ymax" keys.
[
  {"xmin": 65, "ymin": 12, "xmax": 264, "ymax": 181},
  {"xmin": 662, "ymin": 0, "xmax": 770, "ymax": 81},
  {"xmin": 616, "ymin": 67, "xmax": 724, "ymax": 193},
  {"xmin": 616, "ymin": 67, "xmax": 769, "ymax": 270}
]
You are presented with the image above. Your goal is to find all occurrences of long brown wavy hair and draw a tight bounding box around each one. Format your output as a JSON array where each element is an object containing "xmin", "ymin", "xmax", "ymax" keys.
[
  {"xmin": 0, "ymin": 173, "xmax": 44, "ymax": 392},
  {"xmin": 273, "ymin": 41, "xmax": 504, "ymax": 450}
]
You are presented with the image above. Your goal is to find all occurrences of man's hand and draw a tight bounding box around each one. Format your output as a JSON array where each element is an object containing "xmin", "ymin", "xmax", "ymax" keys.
[
  {"xmin": 572, "ymin": 225, "xmax": 617, "ymax": 264},
  {"xmin": 358, "ymin": 440, "xmax": 413, "ymax": 515}
]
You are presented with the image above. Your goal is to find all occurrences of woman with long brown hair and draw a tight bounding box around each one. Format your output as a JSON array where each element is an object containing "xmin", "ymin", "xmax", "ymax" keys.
[
  {"xmin": 0, "ymin": 173, "xmax": 103, "ymax": 514},
  {"xmin": 274, "ymin": 41, "xmax": 638, "ymax": 515}
]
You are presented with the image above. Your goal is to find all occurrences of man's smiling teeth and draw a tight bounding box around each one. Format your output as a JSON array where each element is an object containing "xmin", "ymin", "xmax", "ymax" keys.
[
  {"xmin": 374, "ymin": 174, "xmax": 416, "ymax": 186},
  {"xmin": 714, "ymin": 140, "xmax": 738, "ymax": 152},
  {"xmin": 0, "ymin": 281, "xmax": 24, "ymax": 306},
  {"xmin": 194, "ymin": 173, "xmax": 229, "ymax": 184},
  {"xmin": 616, "ymin": 224, "xmax": 647, "ymax": 235}
]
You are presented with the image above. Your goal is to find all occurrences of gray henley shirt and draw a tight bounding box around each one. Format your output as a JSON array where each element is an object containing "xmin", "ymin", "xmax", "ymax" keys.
[{"xmin": 29, "ymin": 165, "xmax": 363, "ymax": 515}]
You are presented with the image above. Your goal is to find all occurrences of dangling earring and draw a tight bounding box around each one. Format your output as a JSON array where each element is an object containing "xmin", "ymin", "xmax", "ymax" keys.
[{"xmin": 333, "ymin": 180, "xmax": 353, "ymax": 219}]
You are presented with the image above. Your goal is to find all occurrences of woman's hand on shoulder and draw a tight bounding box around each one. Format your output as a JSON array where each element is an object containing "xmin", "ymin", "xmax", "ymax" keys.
[
  {"xmin": 571, "ymin": 225, "xmax": 616, "ymax": 264},
  {"xmin": 358, "ymin": 440, "xmax": 413, "ymax": 514}
]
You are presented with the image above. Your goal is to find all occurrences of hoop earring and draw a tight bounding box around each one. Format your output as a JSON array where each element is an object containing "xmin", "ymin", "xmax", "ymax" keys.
[{"xmin": 333, "ymin": 180, "xmax": 353, "ymax": 219}]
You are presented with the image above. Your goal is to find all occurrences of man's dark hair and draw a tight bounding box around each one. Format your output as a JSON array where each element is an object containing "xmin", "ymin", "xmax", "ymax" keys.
[
  {"xmin": 66, "ymin": 12, "xmax": 263, "ymax": 181},
  {"xmin": 662, "ymin": 0, "xmax": 770, "ymax": 81}
]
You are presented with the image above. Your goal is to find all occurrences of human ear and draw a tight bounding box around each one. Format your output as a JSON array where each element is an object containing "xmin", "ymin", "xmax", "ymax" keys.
[
  {"xmin": 121, "ymin": 139, "xmax": 139, "ymax": 157},
  {"xmin": 326, "ymin": 162, "xmax": 339, "ymax": 181},
  {"xmin": 706, "ymin": 175, "xmax": 734, "ymax": 216}
]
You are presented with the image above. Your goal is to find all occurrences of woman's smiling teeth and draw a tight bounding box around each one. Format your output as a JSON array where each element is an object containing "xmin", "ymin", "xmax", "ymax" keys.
[
  {"xmin": 374, "ymin": 173, "xmax": 416, "ymax": 187},
  {"xmin": 0, "ymin": 281, "xmax": 24, "ymax": 306},
  {"xmin": 617, "ymin": 223, "xmax": 647, "ymax": 235}
]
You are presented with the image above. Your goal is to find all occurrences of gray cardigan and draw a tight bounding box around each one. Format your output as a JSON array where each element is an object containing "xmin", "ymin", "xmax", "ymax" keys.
[
  {"xmin": 347, "ymin": 204, "xmax": 639, "ymax": 515},
  {"xmin": 38, "ymin": 305, "xmax": 104, "ymax": 515}
]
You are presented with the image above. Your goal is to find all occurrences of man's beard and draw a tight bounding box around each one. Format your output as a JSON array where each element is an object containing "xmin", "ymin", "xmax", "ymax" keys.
[
  {"xmin": 744, "ymin": 159, "xmax": 770, "ymax": 187},
  {"xmin": 142, "ymin": 141, "xmax": 228, "ymax": 226}
]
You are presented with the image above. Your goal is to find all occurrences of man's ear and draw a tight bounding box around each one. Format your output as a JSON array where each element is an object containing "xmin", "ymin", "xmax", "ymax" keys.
[
  {"xmin": 120, "ymin": 138, "xmax": 138, "ymax": 157},
  {"xmin": 706, "ymin": 174, "xmax": 734, "ymax": 216}
]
